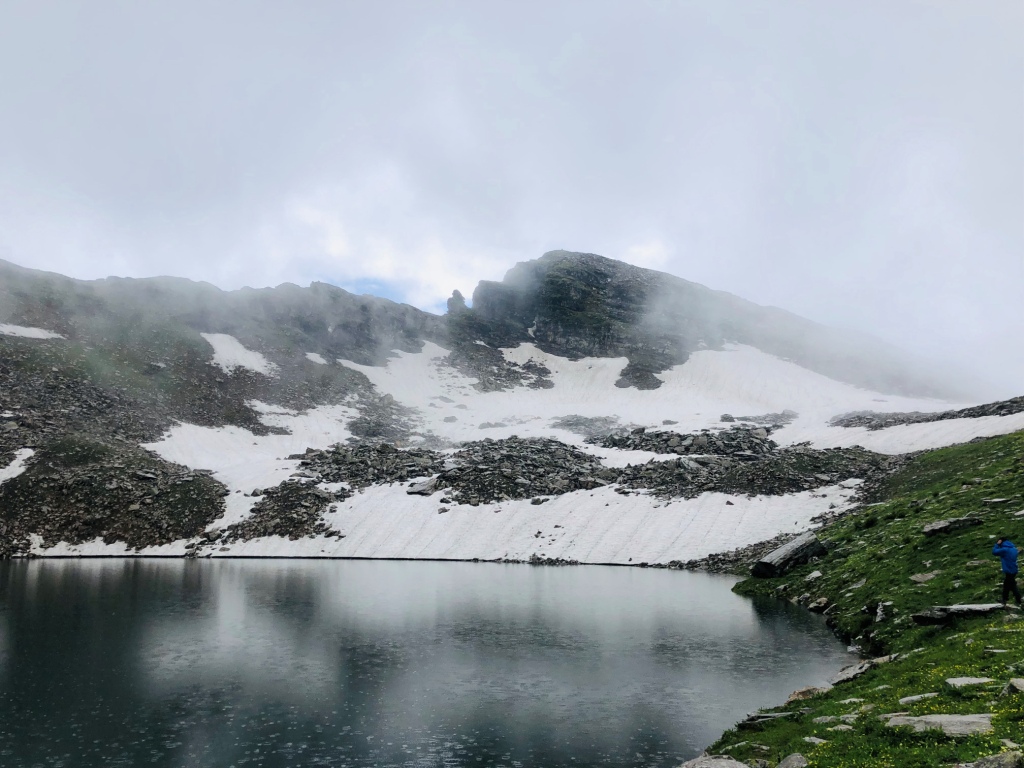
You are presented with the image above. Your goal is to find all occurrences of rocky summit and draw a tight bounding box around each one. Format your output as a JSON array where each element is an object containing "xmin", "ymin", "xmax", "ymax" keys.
[{"xmin": 0, "ymin": 251, "xmax": 1021, "ymax": 561}]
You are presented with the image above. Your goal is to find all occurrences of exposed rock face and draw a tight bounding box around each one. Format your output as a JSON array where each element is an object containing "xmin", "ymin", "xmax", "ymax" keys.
[
  {"xmin": 461, "ymin": 250, "xmax": 968, "ymax": 397},
  {"xmin": 443, "ymin": 340, "xmax": 553, "ymax": 393},
  {"xmin": 831, "ymin": 396, "xmax": 1024, "ymax": 431}
]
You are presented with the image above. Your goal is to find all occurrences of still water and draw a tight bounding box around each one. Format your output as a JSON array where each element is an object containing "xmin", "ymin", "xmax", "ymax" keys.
[{"xmin": 0, "ymin": 559, "xmax": 851, "ymax": 768}]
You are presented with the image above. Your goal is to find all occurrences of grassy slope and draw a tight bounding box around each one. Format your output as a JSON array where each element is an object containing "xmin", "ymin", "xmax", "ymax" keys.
[{"xmin": 709, "ymin": 431, "xmax": 1024, "ymax": 767}]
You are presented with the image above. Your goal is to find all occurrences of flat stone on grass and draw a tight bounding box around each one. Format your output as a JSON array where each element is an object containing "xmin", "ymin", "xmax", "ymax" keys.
[
  {"xmin": 885, "ymin": 713, "xmax": 993, "ymax": 736},
  {"xmin": 899, "ymin": 692, "xmax": 939, "ymax": 705},
  {"xmin": 946, "ymin": 676, "xmax": 994, "ymax": 688}
]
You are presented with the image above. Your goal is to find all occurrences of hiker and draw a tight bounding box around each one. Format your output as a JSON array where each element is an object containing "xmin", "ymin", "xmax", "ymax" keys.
[{"xmin": 992, "ymin": 537, "xmax": 1022, "ymax": 607}]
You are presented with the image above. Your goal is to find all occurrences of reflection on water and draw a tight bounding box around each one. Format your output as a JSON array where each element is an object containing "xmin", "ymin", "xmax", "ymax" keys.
[{"xmin": 0, "ymin": 559, "xmax": 852, "ymax": 767}]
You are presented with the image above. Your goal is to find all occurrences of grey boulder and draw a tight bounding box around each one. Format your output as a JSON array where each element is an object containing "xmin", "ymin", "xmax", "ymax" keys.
[
  {"xmin": 922, "ymin": 517, "xmax": 982, "ymax": 536},
  {"xmin": 751, "ymin": 532, "xmax": 827, "ymax": 578},
  {"xmin": 885, "ymin": 713, "xmax": 993, "ymax": 736}
]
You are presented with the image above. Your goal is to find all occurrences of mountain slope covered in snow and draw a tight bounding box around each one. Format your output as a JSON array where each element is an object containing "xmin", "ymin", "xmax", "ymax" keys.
[{"xmin": 1, "ymin": 252, "xmax": 1021, "ymax": 562}]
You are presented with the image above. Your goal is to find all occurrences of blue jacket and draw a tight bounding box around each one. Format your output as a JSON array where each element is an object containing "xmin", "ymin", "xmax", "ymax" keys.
[{"xmin": 993, "ymin": 540, "xmax": 1019, "ymax": 574}]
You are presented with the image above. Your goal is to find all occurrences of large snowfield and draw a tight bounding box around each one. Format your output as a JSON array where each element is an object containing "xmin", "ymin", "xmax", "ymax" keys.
[{"xmin": 6, "ymin": 333, "xmax": 1023, "ymax": 563}]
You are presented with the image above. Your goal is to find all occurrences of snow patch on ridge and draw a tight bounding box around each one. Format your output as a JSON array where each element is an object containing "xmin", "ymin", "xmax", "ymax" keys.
[
  {"xmin": 0, "ymin": 323, "xmax": 64, "ymax": 339},
  {"xmin": 305, "ymin": 352, "xmax": 328, "ymax": 365},
  {"xmin": 29, "ymin": 339, "xmax": 1021, "ymax": 562},
  {"xmin": 339, "ymin": 342, "xmax": 973, "ymax": 453},
  {"xmin": 0, "ymin": 448, "xmax": 34, "ymax": 486},
  {"xmin": 38, "ymin": 538, "xmax": 189, "ymax": 557},
  {"xmin": 201, "ymin": 333, "xmax": 279, "ymax": 376},
  {"xmin": 777, "ymin": 412, "xmax": 1024, "ymax": 455},
  {"xmin": 142, "ymin": 401, "xmax": 357, "ymax": 528}
]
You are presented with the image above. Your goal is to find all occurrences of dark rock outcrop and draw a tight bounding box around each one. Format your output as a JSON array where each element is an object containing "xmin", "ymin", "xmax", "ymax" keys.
[
  {"xmin": 830, "ymin": 396, "xmax": 1024, "ymax": 431},
  {"xmin": 0, "ymin": 434, "xmax": 226, "ymax": 556},
  {"xmin": 458, "ymin": 250, "xmax": 971, "ymax": 398}
]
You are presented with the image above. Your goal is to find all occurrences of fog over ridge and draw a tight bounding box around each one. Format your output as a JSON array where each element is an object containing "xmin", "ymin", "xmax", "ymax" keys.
[{"xmin": 0, "ymin": 1, "xmax": 1019, "ymax": 394}]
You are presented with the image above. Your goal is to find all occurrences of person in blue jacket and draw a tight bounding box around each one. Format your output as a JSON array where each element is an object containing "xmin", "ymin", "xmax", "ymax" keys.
[{"xmin": 992, "ymin": 537, "xmax": 1022, "ymax": 607}]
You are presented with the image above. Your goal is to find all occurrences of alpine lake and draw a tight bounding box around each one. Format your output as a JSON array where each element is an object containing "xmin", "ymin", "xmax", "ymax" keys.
[{"xmin": 0, "ymin": 559, "xmax": 853, "ymax": 767}]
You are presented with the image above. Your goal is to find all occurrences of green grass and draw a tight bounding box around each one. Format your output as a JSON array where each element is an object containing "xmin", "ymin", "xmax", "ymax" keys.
[{"xmin": 709, "ymin": 431, "xmax": 1024, "ymax": 766}]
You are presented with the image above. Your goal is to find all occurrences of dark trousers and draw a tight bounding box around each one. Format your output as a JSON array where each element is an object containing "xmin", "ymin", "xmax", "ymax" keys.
[{"xmin": 1003, "ymin": 572, "xmax": 1022, "ymax": 605}]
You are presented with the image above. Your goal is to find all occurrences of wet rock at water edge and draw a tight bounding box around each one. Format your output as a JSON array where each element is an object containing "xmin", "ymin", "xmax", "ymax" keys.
[
  {"xmin": 736, "ymin": 712, "xmax": 794, "ymax": 730},
  {"xmin": 830, "ymin": 654, "xmax": 898, "ymax": 685},
  {"xmin": 751, "ymin": 532, "xmax": 827, "ymax": 578}
]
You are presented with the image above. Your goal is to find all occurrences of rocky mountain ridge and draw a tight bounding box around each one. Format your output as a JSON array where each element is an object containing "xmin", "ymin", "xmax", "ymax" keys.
[{"xmin": 1, "ymin": 251, "xmax": 1019, "ymax": 561}]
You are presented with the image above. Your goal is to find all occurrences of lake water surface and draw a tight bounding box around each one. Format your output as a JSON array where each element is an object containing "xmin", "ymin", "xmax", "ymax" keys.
[{"xmin": 0, "ymin": 559, "xmax": 852, "ymax": 767}]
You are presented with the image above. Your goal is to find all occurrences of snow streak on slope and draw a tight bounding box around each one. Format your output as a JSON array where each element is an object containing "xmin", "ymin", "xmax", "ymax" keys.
[
  {"xmin": 142, "ymin": 402, "xmax": 357, "ymax": 528},
  {"xmin": 218, "ymin": 481, "xmax": 860, "ymax": 564},
  {"xmin": 339, "ymin": 342, "xmax": 1010, "ymax": 455},
  {"xmin": 0, "ymin": 324, "xmax": 64, "ymax": 339},
  {"xmin": 0, "ymin": 449, "xmax": 34, "ymax": 486},
  {"xmin": 305, "ymin": 352, "xmax": 328, "ymax": 365},
  {"xmin": 30, "ymin": 340, "xmax": 1023, "ymax": 562},
  {"xmin": 32, "ymin": 480, "xmax": 862, "ymax": 564},
  {"xmin": 200, "ymin": 333, "xmax": 279, "ymax": 376}
]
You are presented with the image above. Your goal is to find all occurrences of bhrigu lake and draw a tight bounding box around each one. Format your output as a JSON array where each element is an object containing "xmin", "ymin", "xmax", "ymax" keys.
[{"xmin": 0, "ymin": 559, "xmax": 853, "ymax": 767}]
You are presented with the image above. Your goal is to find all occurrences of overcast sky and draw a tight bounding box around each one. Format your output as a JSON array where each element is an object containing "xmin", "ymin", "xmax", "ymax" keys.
[{"xmin": 0, "ymin": 1, "xmax": 1021, "ymax": 394}]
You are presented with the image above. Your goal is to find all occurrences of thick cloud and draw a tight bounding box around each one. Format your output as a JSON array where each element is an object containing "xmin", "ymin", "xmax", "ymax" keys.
[{"xmin": 0, "ymin": 1, "xmax": 1021, "ymax": 394}]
